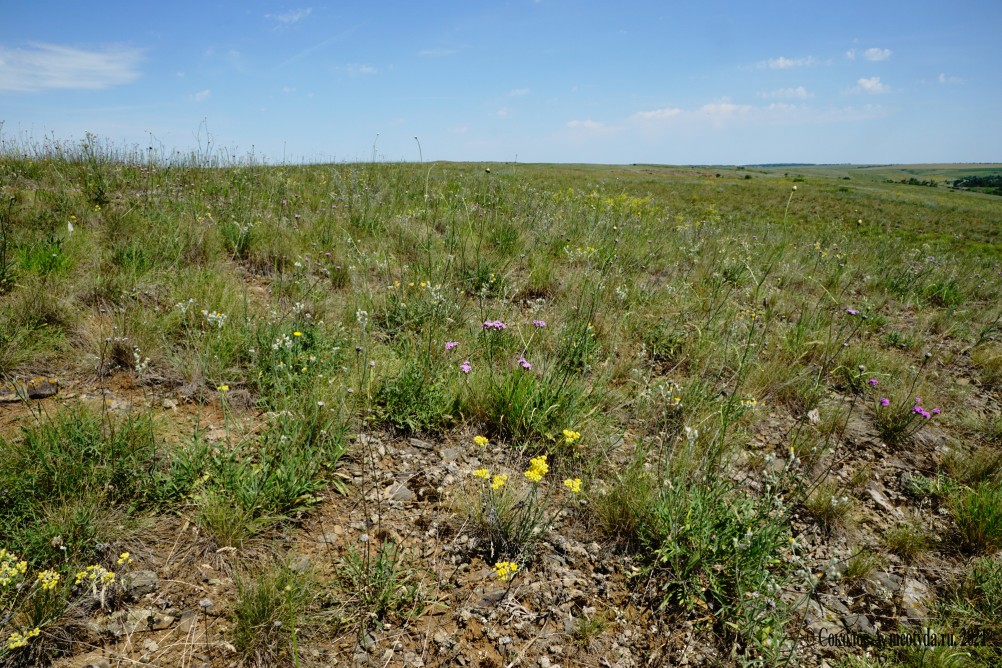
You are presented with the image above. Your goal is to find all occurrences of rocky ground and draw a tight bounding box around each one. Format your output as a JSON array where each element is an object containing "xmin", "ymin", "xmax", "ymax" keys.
[{"xmin": 1, "ymin": 368, "xmax": 983, "ymax": 668}]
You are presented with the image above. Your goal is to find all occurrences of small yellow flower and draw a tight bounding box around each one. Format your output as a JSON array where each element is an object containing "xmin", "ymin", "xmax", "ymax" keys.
[
  {"xmin": 116, "ymin": 552, "xmax": 132, "ymax": 566},
  {"xmin": 524, "ymin": 455, "xmax": 549, "ymax": 483},
  {"xmin": 473, "ymin": 435, "xmax": 489, "ymax": 448},
  {"xmin": 217, "ymin": 384, "xmax": 229, "ymax": 392},
  {"xmin": 7, "ymin": 627, "xmax": 40, "ymax": 650},
  {"xmin": 293, "ymin": 331, "xmax": 302, "ymax": 337},
  {"xmin": 563, "ymin": 478, "xmax": 583, "ymax": 494},
  {"xmin": 493, "ymin": 561, "xmax": 519, "ymax": 582},
  {"xmin": 36, "ymin": 569, "xmax": 61, "ymax": 592},
  {"xmin": 473, "ymin": 468, "xmax": 490, "ymax": 479},
  {"xmin": 562, "ymin": 429, "xmax": 581, "ymax": 444},
  {"xmin": 491, "ymin": 474, "xmax": 508, "ymax": 490}
]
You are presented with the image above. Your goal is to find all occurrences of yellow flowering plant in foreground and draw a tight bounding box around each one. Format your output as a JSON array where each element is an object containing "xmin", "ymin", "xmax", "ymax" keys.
[
  {"xmin": 468, "ymin": 433, "xmax": 586, "ymax": 575},
  {"xmin": 1, "ymin": 546, "xmax": 137, "ymax": 658}
]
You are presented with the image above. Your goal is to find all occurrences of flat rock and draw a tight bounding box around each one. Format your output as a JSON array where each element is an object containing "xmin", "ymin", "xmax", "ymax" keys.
[
  {"xmin": 0, "ymin": 377, "xmax": 60, "ymax": 402},
  {"xmin": 900, "ymin": 578, "xmax": 932, "ymax": 622},
  {"xmin": 385, "ymin": 482, "xmax": 416, "ymax": 502},
  {"xmin": 121, "ymin": 570, "xmax": 159, "ymax": 600}
]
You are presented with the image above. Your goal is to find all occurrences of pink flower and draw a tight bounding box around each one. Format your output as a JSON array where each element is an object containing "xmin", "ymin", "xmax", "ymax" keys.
[
  {"xmin": 460, "ymin": 361, "xmax": 472, "ymax": 374},
  {"xmin": 518, "ymin": 357, "xmax": 531, "ymax": 370},
  {"xmin": 483, "ymin": 320, "xmax": 507, "ymax": 331},
  {"xmin": 532, "ymin": 319, "xmax": 546, "ymax": 328},
  {"xmin": 445, "ymin": 341, "xmax": 459, "ymax": 351},
  {"xmin": 932, "ymin": 407, "xmax": 941, "ymax": 415},
  {"xmin": 846, "ymin": 308, "xmax": 860, "ymax": 315},
  {"xmin": 868, "ymin": 379, "xmax": 878, "ymax": 386},
  {"xmin": 880, "ymin": 398, "xmax": 890, "ymax": 407}
]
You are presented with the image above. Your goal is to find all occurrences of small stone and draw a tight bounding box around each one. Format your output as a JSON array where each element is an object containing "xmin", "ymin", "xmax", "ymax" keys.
[
  {"xmin": 385, "ymin": 482, "xmax": 416, "ymax": 502},
  {"xmin": 121, "ymin": 570, "xmax": 159, "ymax": 600},
  {"xmin": 162, "ymin": 399, "xmax": 179, "ymax": 410},
  {"xmin": 409, "ymin": 438, "xmax": 434, "ymax": 450},
  {"xmin": 842, "ymin": 614, "xmax": 877, "ymax": 637},
  {"xmin": 901, "ymin": 578, "xmax": 932, "ymax": 622}
]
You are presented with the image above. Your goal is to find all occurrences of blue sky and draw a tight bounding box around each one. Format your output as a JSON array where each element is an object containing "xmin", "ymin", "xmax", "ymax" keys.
[{"xmin": 2, "ymin": 1, "xmax": 1000, "ymax": 164}]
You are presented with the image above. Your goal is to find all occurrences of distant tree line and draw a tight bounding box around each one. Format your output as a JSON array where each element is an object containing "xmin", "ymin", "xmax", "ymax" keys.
[
  {"xmin": 886, "ymin": 177, "xmax": 939, "ymax": 188},
  {"xmin": 952, "ymin": 174, "xmax": 1002, "ymax": 196}
]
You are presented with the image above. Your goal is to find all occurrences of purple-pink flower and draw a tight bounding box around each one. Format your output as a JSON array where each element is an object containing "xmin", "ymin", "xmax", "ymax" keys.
[
  {"xmin": 445, "ymin": 341, "xmax": 459, "ymax": 351},
  {"xmin": 532, "ymin": 319, "xmax": 546, "ymax": 328},
  {"xmin": 518, "ymin": 357, "xmax": 531, "ymax": 370},
  {"xmin": 880, "ymin": 397, "xmax": 890, "ymax": 407},
  {"xmin": 846, "ymin": 308, "xmax": 860, "ymax": 315},
  {"xmin": 868, "ymin": 378, "xmax": 878, "ymax": 386},
  {"xmin": 483, "ymin": 320, "xmax": 507, "ymax": 331},
  {"xmin": 932, "ymin": 407, "xmax": 941, "ymax": 415},
  {"xmin": 459, "ymin": 360, "xmax": 472, "ymax": 374}
]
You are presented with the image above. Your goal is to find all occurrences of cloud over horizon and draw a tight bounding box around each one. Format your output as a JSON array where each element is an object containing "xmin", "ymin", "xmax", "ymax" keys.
[{"xmin": 0, "ymin": 42, "xmax": 143, "ymax": 92}]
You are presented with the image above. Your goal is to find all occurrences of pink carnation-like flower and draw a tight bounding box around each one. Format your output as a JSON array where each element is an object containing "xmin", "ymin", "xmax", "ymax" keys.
[
  {"xmin": 868, "ymin": 378, "xmax": 878, "ymax": 386},
  {"xmin": 445, "ymin": 341, "xmax": 459, "ymax": 351},
  {"xmin": 518, "ymin": 357, "xmax": 531, "ymax": 370},
  {"xmin": 460, "ymin": 361, "xmax": 472, "ymax": 374},
  {"xmin": 880, "ymin": 397, "xmax": 890, "ymax": 407},
  {"xmin": 532, "ymin": 319, "xmax": 546, "ymax": 328}
]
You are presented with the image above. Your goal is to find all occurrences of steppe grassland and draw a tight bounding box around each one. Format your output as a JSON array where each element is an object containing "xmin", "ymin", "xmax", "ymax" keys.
[{"xmin": 1, "ymin": 141, "xmax": 1001, "ymax": 666}]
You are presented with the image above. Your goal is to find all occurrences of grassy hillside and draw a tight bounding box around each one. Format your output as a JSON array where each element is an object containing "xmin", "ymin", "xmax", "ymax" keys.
[{"xmin": 1, "ymin": 149, "xmax": 1001, "ymax": 667}]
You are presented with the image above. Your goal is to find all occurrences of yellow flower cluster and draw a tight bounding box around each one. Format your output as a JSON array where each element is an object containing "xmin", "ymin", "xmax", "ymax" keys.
[
  {"xmin": 7, "ymin": 627, "xmax": 40, "ymax": 650},
  {"xmin": 491, "ymin": 474, "xmax": 508, "ymax": 491},
  {"xmin": 473, "ymin": 468, "xmax": 489, "ymax": 479},
  {"xmin": 75, "ymin": 564, "xmax": 115, "ymax": 587},
  {"xmin": 0, "ymin": 549, "xmax": 28, "ymax": 587},
  {"xmin": 524, "ymin": 455, "xmax": 549, "ymax": 483},
  {"xmin": 474, "ymin": 435, "xmax": 489, "ymax": 447},
  {"xmin": 116, "ymin": 552, "xmax": 132, "ymax": 566},
  {"xmin": 562, "ymin": 429, "xmax": 581, "ymax": 444},
  {"xmin": 493, "ymin": 561, "xmax": 519, "ymax": 582},
  {"xmin": 740, "ymin": 398, "xmax": 762, "ymax": 409},
  {"xmin": 563, "ymin": 478, "xmax": 583, "ymax": 494},
  {"xmin": 36, "ymin": 569, "xmax": 61, "ymax": 592}
]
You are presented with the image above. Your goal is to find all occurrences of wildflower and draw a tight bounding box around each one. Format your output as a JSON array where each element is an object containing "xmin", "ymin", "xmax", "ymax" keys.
[
  {"xmin": 445, "ymin": 341, "xmax": 459, "ymax": 351},
  {"xmin": 880, "ymin": 397, "xmax": 890, "ymax": 407},
  {"xmin": 493, "ymin": 561, "xmax": 519, "ymax": 582},
  {"xmin": 473, "ymin": 468, "xmax": 490, "ymax": 479},
  {"xmin": 460, "ymin": 361, "xmax": 472, "ymax": 374},
  {"xmin": 740, "ymin": 398, "xmax": 760, "ymax": 409},
  {"xmin": 524, "ymin": 454, "xmax": 549, "ymax": 483},
  {"xmin": 846, "ymin": 308, "xmax": 860, "ymax": 315},
  {"xmin": 483, "ymin": 320, "xmax": 507, "ymax": 331},
  {"xmin": 491, "ymin": 474, "xmax": 509, "ymax": 490},
  {"xmin": 217, "ymin": 384, "xmax": 229, "ymax": 392},
  {"xmin": 474, "ymin": 435, "xmax": 489, "ymax": 447},
  {"xmin": 517, "ymin": 356, "xmax": 532, "ymax": 370},
  {"xmin": 117, "ymin": 552, "xmax": 132, "ymax": 566},
  {"xmin": 868, "ymin": 378, "xmax": 878, "ymax": 386},
  {"xmin": 0, "ymin": 550, "xmax": 28, "ymax": 586},
  {"xmin": 293, "ymin": 331, "xmax": 302, "ymax": 337},
  {"xmin": 36, "ymin": 569, "xmax": 61, "ymax": 591},
  {"xmin": 932, "ymin": 407, "xmax": 941, "ymax": 415},
  {"xmin": 7, "ymin": 627, "xmax": 40, "ymax": 650},
  {"xmin": 562, "ymin": 429, "xmax": 581, "ymax": 444},
  {"xmin": 532, "ymin": 319, "xmax": 546, "ymax": 328},
  {"xmin": 563, "ymin": 478, "xmax": 583, "ymax": 494}
]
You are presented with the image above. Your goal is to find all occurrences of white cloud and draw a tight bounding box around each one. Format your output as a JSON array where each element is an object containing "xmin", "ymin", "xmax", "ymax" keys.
[
  {"xmin": 855, "ymin": 76, "xmax": 888, "ymax": 94},
  {"xmin": 493, "ymin": 107, "xmax": 511, "ymax": 118},
  {"xmin": 700, "ymin": 101, "xmax": 753, "ymax": 116},
  {"xmin": 267, "ymin": 8, "xmax": 312, "ymax": 25},
  {"xmin": 339, "ymin": 63, "xmax": 377, "ymax": 76},
  {"xmin": 846, "ymin": 48, "xmax": 856, "ymax": 60},
  {"xmin": 0, "ymin": 42, "xmax": 143, "ymax": 92},
  {"xmin": 630, "ymin": 107, "xmax": 682, "ymax": 122},
  {"xmin": 862, "ymin": 47, "xmax": 892, "ymax": 61},
  {"xmin": 567, "ymin": 119, "xmax": 608, "ymax": 130},
  {"xmin": 757, "ymin": 55, "xmax": 817, "ymax": 69},
  {"xmin": 938, "ymin": 73, "xmax": 963, "ymax": 84},
  {"xmin": 758, "ymin": 86, "xmax": 813, "ymax": 100},
  {"xmin": 509, "ymin": 87, "xmax": 529, "ymax": 97},
  {"xmin": 190, "ymin": 89, "xmax": 211, "ymax": 102}
]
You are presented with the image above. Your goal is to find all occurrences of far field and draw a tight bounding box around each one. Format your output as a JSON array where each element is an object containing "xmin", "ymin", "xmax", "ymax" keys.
[{"xmin": 1, "ymin": 148, "xmax": 1001, "ymax": 667}]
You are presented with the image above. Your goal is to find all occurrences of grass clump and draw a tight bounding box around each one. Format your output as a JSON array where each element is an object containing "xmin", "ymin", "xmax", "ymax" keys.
[
  {"xmin": 232, "ymin": 561, "xmax": 317, "ymax": 667},
  {"xmin": 950, "ymin": 482, "xmax": 1002, "ymax": 553}
]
